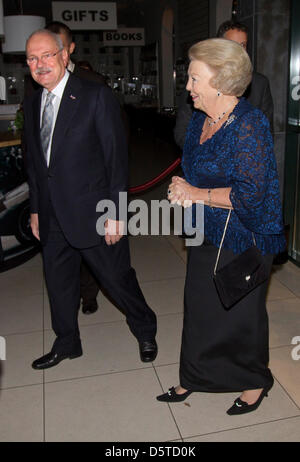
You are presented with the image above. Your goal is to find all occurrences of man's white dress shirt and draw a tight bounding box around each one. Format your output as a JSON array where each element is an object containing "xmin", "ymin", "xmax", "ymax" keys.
[{"xmin": 40, "ymin": 70, "xmax": 70, "ymax": 166}]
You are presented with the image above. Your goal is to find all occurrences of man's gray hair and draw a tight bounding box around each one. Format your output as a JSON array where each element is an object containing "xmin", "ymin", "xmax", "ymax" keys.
[{"xmin": 26, "ymin": 29, "xmax": 63, "ymax": 53}]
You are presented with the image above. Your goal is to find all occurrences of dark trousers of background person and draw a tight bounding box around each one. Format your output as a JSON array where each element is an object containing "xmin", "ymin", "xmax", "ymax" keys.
[
  {"xmin": 42, "ymin": 205, "xmax": 157, "ymax": 354},
  {"xmin": 80, "ymin": 261, "xmax": 100, "ymax": 309}
]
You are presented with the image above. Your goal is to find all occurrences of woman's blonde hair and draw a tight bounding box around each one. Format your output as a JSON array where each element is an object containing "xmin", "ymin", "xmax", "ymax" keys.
[{"xmin": 188, "ymin": 38, "xmax": 252, "ymax": 97}]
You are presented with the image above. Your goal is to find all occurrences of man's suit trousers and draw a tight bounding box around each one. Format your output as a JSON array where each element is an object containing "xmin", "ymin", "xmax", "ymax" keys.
[{"xmin": 42, "ymin": 207, "xmax": 157, "ymax": 354}]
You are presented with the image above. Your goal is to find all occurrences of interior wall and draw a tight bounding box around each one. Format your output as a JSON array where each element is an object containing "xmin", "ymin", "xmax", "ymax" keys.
[
  {"xmin": 161, "ymin": 6, "xmax": 174, "ymax": 108},
  {"xmin": 176, "ymin": 0, "xmax": 209, "ymax": 59},
  {"xmin": 237, "ymin": 0, "xmax": 290, "ymax": 196},
  {"xmin": 216, "ymin": 0, "xmax": 233, "ymax": 32}
]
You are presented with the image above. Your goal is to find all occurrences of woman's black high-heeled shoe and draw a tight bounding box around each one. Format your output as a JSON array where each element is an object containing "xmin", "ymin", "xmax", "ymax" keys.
[
  {"xmin": 226, "ymin": 380, "xmax": 274, "ymax": 415},
  {"xmin": 157, "ymin": 386, "xmax": 193, "ymax": 402}
]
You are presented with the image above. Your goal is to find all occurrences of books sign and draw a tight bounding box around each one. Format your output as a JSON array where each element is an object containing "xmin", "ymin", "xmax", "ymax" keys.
[
  {"xmin": 52, "ymin": 2, "xmax": 117, "ymax": 30},
  {"xmin": 103, "ymin": 28, "xmax": 145, "ymax": 46}
]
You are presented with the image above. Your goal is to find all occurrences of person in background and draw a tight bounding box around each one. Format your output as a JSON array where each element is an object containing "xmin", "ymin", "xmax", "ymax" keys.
[
  {"xmin": 45, "ymin": 22, "xmax": 106, "ymax": 315},
  {"xmin": 46, "ymin": 22, "xmax": 106, "ymax": 86},
  {"xmin": 174, "ymin": 20, "xmax": 274, "ymax": 150},
  {"xmin": 157, "ymin": 38, "xmax": 285, "ymax": 415},
  {"xmin": 46, "ymin": 23, "xmax": 131, "ymax": 149},
  {"xmin": 24, "ymin": 30, "xmax": 158, "ymax": 369},
  {"xmin": 77, "ymin": 60, "xmax": 94, "ymax": 72}
]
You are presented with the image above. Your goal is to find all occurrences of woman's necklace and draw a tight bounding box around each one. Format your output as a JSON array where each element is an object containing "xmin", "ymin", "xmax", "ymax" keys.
[
  {"xmin": 207, "ymin": 110, "xmax": 228, "ymax": 126},
  {"xmin": 207, "ymin": 100, "xmax": 238, "ymax": 127}
]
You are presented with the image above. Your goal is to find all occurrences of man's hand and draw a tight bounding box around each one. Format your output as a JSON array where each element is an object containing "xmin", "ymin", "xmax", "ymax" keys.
[
  {"xmin": 104, "ymin": 219, "xmax": 125, "ymax": 246},
  {"xmin": 30, "ymin": 213, "xmax": 40, "ymax": 241}
]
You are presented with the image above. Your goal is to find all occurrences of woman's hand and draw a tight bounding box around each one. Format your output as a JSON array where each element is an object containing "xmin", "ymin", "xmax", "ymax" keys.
[
  {"xmin": 168, "ymin": 178, "xmax": 233, "ymax": 209},
  {"xmin": 167, "ymin": 176, "xmax": 195, "ymax": 207}
]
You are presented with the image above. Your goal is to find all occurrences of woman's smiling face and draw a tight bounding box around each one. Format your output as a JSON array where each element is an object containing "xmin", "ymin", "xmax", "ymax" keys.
[{"xmin": 186, "ymin": 60, "xmax": 218, "ymax": 113}]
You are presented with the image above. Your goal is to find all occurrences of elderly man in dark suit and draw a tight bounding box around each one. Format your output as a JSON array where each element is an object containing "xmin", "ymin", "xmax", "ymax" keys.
[
  {"xmin": 174, "ymin": 20, "xmax": 274, "ymax": 149},
  {"xmin": 45, "ymin": 21, "xmax": 106, "ymax": 315},
  {"xmin": 24, "ymin": 22, "xmax": 107, "ymax": 314},
  {"xmin": 24, "ymin": 29, "xmax": 157, "ymax": 369}
]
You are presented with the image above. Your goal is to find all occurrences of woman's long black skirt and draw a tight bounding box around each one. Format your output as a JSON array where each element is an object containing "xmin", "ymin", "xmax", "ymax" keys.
[{"xmin": 179, "ymin": 242, "xmax": 274, "ymax": 393}]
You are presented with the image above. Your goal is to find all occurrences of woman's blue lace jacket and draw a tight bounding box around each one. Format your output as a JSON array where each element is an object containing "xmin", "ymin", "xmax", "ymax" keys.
[{"xmin": 182, "ymin": 98, "xmax": 286, "ymax": 255}]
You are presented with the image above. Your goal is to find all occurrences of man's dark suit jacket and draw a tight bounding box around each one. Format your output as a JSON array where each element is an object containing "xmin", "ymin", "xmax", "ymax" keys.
[
  {"xmin": 174, "ymin": 71, "xmax": 274, "ymax": 149},
  {"xmin": 23, "ymin": 73, "xmax": 128, "ymax": 248}
]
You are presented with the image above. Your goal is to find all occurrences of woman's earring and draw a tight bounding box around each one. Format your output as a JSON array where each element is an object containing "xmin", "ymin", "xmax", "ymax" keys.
[{"xmin": 217, "ymin": 91, "xmax": 221, "ymax": 97}]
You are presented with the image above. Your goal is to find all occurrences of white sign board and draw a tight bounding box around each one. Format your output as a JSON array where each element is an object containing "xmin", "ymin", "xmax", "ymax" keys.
[
  {"xmin": 52, "ymin": 2, "xmax": 117, "ymax": 30},
  {"xmin": 103, "ymin": 28, "xmax": 145, "ymax": 46}
]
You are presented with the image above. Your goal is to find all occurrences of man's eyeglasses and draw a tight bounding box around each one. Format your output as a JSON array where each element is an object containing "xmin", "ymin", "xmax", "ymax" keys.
[{"xmin": 26, "ymin": 49, "xmax": 63, "ymax": 66}]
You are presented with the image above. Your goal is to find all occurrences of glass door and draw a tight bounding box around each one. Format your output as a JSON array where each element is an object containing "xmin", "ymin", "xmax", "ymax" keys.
[{"xmin": 285, "ymin": 0, "xmax": 300, "ymax": 265}]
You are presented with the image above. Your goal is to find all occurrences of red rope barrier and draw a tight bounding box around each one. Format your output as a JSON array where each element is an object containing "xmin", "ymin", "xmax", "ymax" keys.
[{"xmin": 128, "ymin": 157, "xmax": 181, "ymax": 194}]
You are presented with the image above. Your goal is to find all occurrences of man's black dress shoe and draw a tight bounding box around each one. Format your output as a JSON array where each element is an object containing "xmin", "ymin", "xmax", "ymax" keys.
[
  {"xmin": 32, "ymin": 348, "xmax": 82, "ymax": 370},
  {"xmin": 82, "ymin": 301, "xmax": 98, "ymax": 315},
  {"xmin": 139, "ymin": 340, "xmax": 158, "ymax": 362}
]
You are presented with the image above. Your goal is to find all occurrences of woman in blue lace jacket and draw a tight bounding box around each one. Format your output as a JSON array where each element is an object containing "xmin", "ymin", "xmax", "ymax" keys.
[{"xmin": 157, "ymin": 38, "xmax": 286, "ymax": 415}]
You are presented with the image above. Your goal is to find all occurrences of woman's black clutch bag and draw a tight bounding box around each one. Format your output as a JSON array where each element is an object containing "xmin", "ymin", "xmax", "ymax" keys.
[{"xmin": 213, "ymin": 210, "xmax": 269, "ymax": 310}]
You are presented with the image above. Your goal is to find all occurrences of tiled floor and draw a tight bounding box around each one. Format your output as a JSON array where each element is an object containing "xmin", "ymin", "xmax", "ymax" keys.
[{"xmin": 1, "ymin": 233, "xmax": 300, "ymax": 442}]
